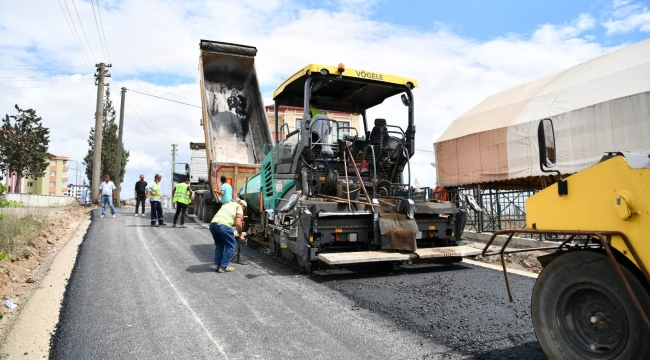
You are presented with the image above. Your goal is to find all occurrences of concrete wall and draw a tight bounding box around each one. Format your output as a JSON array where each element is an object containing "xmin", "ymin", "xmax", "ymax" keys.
[{"xmin": 3, "ymin": 194, "xmax": 77, "ymax": 207}]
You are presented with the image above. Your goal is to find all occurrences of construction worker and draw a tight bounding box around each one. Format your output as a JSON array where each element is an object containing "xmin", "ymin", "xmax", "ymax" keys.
[
  {"xmin": 147, "ymin": 174, "xmax": 166, "ymax": 227},
  {"xmin": 210, "ymin": 198, "xmax": 247, "ymax": 273},
  {"xmin": 218, "ymin": 175, "xmax": 232, "ymax": 203},
  {"xmin": 98, "ymin": 174, "xmax": 116, "ymax": 218},
  {"xmin": 172, "ymin": 177, "xmax": 192, "ymax": 228}
]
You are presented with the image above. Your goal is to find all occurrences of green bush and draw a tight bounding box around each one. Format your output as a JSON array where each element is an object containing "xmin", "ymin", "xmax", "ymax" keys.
[
  {"xmin": 0, "ymin": 212, "xmax": 48, "ymax": 254},
  {"xmin": 0, "ymin": 183, "xmax": 24, "ymax": 208}
]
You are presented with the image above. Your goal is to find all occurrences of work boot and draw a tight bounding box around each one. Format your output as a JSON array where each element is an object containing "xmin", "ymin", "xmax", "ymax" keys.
[
  {"xmin": 141, "ymin": 213, "xmax": 146, "ymax": 217},
  {"xmin": 134, "ymin": 213, "xmax": 138, "ymax": 217},
  {"xmin": 112, "ymin": 215, "xmax": 116, "ymax": 218},
  {"xmin": 212, "ymin": 264, "xmax": 220, "ymax": 271},
  {"xmin": 217, "ymin": 266, "xmax": 234, "ymax": 273},
  {"xmin": 101, "ymin": 214, "xmax": 105, "ymax": 218},
  {"xmin": 180, "ymin": 224, "xmax": 186, "ymax": 228},
  {"xmin": 172, "ymin": 224, "xmax": 177, "ymax": 228},
  {"xmin": 151, "ymin": 223, "xmax": 158, "ymax": 227},
  {"xmin": 159, "ymin": 222, "xmax": 166, "ymax": 226}
]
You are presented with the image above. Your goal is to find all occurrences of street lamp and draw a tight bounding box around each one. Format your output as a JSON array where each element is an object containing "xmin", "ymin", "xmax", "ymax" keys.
[{"xmin": 66, "ymin": 159, "xmax": 81, "ymax": 186}]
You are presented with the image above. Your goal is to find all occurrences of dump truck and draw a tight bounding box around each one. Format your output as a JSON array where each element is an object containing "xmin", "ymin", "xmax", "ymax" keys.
[
  {"xmin": 193, "ymin": 40, "xmax": 272, "ymax": 222},
  {"xmin": 482, "ymin": 119, "xmax": 650, "ymax": 359},
  {"xmin": 233, "ymin": 62, "xmax": 480, "ymax": 271}
]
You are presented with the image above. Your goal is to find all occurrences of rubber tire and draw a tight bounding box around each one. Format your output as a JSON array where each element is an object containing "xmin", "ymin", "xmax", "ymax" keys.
[{"xmin": 532, "ymin": 250, "xmax": 650, "ymax": 360}]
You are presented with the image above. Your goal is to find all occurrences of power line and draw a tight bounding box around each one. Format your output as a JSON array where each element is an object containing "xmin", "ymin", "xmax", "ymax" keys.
[
  {"xmin": 128, "ymin": 89, "xmax": 201, "ymax": 108},
  {"xmin": 0, "ymin": 83, "xmax": 94, "ymax": 90},
  {"xmin": 0, "ymin": 65, "xmax": 90, "ymax": 68},
  {"xmin": 70, "ymin": 0, "xmax": 97, "ymax": 63},
  {"xmin": 127, "ymin": 99, "xmax": 173, "ymax": 144},
  {"xmin": 0, "ymin": 78, "xmax": 93, "ymax": 82},
  {"xmin": 0, "ymin": 75, "xmax": 93, "ymax": 78},
  {"xmin": 90, "ymin": 0, "xmax": 108, "ymax": 61},
  {"xmin": 415, "ymin": 148, "xmax": 434, "ymax": 153},
  {"xmin": 57, "ymin": 0, "xmax": 92, "ymax": 69},
  {"xmin": 62, "ymin": 0, "xmax": 93, "ymax": 68},
  {"xmin": 94, "ymin": 0, "xmax": 111, "ymax": 62}
]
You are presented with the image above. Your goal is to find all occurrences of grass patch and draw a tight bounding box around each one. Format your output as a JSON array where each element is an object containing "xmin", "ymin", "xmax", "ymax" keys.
[{"xmin": 0, "ymin": 210, "xmax": 49, "ymax": 256}]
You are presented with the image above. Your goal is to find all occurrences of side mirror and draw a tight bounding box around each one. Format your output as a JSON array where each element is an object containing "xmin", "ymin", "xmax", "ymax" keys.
[
  {"xmin": 401, "ymin": 94, "xmax": 410, "ymax": 107},
  {"xmin": 537, "ymin": 118, "xmax": 567, "ymax": 196},
  {"xmin": 537, "ymin": 119, "xmax": 556, "ymax": 168},
  {"xmin": 262, "ymin": 143, "xmax": 273, "ymax": 155}
]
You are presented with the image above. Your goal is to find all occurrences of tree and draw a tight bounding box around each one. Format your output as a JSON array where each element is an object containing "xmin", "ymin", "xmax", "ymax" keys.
[
  {"xmin": 83, "ymin": 88, "xmax": 129, "ymax": 190},
  {"xmin": 0, "ymin": 105, "xmax": 52, "ymax": 193}
]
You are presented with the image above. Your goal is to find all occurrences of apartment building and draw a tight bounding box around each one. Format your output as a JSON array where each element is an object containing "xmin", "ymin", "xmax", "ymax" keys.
[
  {"xmin": 22, "ymin": 156, "xmax": 70, "ymax": 196},
  {"xmin": 265, "ymin": 105, "xmax": 361, "ymax": 142}
]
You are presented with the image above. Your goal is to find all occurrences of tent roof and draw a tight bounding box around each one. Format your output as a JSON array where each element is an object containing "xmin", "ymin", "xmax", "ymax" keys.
[{"xmin": 436, "ymin": 38, "xmax": 650, "ymax": 143}]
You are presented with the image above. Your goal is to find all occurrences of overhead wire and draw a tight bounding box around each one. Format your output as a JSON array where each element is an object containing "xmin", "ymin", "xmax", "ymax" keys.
[
  {"xmin": 57, "ymin": 0, "xmax": 92, "ymax": 70},
  {"xmin": 94, "ymin": 0, "xmax": 111, "ymax": 62},
  {"xmin": 62, "ymin": 0, "xmax": 94, "ymax": 68},
  {"xmin": 0, "ymin": 83, "xmax": 95, "ymax": 90},
  {"xmin": 70, "ymin": 0, "xmax": 97, "ymax": 63},
  {"xmin": 128, "ymin": 89, "xmax": 201, "ymax": 108}
]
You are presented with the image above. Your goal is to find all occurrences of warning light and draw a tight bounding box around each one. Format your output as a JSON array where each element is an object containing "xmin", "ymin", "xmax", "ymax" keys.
[
  {"xmin": 427, "ymin": 232, "xmax": 434, "ymax": 238},
  {"xmin": 334, "ymin": 235, "xmax": 341, "ymax": 242},
  {"xmin": 338, "ymin": 63, "xmax": 345, "ymax": 73}
]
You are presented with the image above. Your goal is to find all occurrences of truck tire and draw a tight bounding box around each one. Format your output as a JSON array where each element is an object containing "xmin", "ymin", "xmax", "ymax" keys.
[{"xmin": 532, "ymin": 250, "xmax": 650, "ymax": 360}]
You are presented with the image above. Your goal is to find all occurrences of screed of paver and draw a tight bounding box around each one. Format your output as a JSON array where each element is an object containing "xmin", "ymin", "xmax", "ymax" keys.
[{"xmin": 1, "ymin": 217, "xmax": 90, "ymax": 358}]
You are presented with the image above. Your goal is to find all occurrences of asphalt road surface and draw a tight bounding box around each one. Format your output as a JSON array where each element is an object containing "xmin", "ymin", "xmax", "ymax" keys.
[{"xmin": 50, "ymin": 207, "xmax": 546, "ymax": 359}]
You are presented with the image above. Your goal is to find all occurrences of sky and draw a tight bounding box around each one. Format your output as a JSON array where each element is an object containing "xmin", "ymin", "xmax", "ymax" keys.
[{"xmin": 0, "ymin": 0, "xmax": 649, "ymax": 197}]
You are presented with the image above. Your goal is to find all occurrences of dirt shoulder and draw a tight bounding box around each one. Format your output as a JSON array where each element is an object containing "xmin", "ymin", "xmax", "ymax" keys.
[{"xmin": 0, "ymin": 205, "xmax": 89, "ymax": 356}]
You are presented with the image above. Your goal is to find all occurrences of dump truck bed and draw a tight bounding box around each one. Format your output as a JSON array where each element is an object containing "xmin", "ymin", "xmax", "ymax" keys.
[{"xmin": 198, "ymin": 40, "xmax": 271, "ymax": 199}]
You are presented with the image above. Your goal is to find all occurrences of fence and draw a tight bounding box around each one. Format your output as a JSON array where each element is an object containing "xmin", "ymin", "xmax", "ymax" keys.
[
  {"xmin": 431, "ymin": 186, "xmax": 538, "ymax": 237},
  {"xmin": 3, "ymin": 194, "xmax": 77, "ymax": 207}
]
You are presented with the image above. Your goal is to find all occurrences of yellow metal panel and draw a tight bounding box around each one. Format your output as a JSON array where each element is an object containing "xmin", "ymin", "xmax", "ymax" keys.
[
  {"xmin": 526, "ymin": 156, "xmax": 649, "ymax": 268},
  {"xmin": 273, "ymin": 64, "xmax": 418, "ymax": 99}
]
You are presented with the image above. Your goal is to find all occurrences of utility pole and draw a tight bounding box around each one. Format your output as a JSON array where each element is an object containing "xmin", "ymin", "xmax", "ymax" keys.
[
  {"xmin": 115, "ymin": 87, "xmax": 126, "ymax": 207},
  {"xmin": 91, "ymin": 62, "xmax": 111, "ymax": 203},
  {"xmin": 171, "ymin": 144, "xmax": 177, "ymax": 208}
]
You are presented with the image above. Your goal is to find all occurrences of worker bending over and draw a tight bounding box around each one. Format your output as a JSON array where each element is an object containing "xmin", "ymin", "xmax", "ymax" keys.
[{"xmin": 210, "ymin": 198, "xmax": 247, "ymax": 273}]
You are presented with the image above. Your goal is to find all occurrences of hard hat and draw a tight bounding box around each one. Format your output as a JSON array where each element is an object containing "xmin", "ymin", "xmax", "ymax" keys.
[{"xmin": 235, "ymin": 198, "xmax": 247, "ymax": 207}]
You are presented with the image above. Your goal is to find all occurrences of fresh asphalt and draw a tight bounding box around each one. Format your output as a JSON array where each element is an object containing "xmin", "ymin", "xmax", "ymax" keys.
[{"xmin": 50, "ymin": 207, "xmax": 546, "ymax": 360}]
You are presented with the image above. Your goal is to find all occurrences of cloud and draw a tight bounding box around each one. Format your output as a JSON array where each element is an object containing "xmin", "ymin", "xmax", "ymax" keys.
[
  {"xmin": 603, "ymin": 0, "xmax": 650, "ymax": 34},
  {"xmin": 0, "ymin": 1, "xmax": 623, "ymax": 194}
]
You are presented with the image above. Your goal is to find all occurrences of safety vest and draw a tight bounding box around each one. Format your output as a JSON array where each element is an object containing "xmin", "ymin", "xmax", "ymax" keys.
[
  {"xmin": 149, "ymin": 182, "xmax": 162, "ymax": 200},
  {"xmin": 310, "ymin": 108, "xmax": 323, "ymax": 120},
  {"xmin": 173, "ymin": 183, "xmax": 190, "ymax": 204},
  {"xmin": 211, "ymin": 202, "xmax": 240, "ymax": 226}
]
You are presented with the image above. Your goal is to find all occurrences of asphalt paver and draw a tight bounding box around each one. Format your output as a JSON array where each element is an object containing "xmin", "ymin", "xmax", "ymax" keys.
[{"xmin": 50, "ymin": 207, "xmax": 545, "ymax": 359}]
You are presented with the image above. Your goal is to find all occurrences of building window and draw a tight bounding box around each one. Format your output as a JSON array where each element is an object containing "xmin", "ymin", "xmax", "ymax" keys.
[
  {"xmin": 50, "ymin": 171, "xmax": 56, "ymax": 176},
  {"xmin": 49, "ymin": 181, "xmax": 56, "ymax": 187},
  {"xmin": 332, "ymin": 121, "xmax": 350, "ymax": 141},
  {"xmin": 49, "ymin": 192, "xmax": 55, "ymax": 196},
  {"xmin": 62, "ymin": 181, "xmax": 67, "ymax": 187},
  {"xmin": 27, "ymin": 181, "xmax": 34, "ymax": 187},
  {"xmin": 294, "ymin": 117, "xmax": 302, "ymax": 131},
  {"xmin": 62, "ymin": 171, "xmax": 67, "ymax": 177},
  {"xmin": 50, "ymin": 160, "xmax": 56, "ymax": 166}
]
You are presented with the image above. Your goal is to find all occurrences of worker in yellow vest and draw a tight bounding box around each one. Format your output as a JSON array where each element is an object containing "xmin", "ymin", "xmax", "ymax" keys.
[
  {"xmin": 172, "ymin": 177, "xmax": 192, "ymax": 228},
  {"xmin": 210, "ymin": 198, "xmax": 247, "ymax": 273},
  {"xmin": 147, "ymin": 174, "xmax": 166, "ymax": 227}
]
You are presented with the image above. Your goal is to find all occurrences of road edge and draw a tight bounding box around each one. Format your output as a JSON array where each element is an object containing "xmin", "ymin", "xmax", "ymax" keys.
[{"xmin": 0, "ymin": 212, "xmax": 91, "ymax": 358}]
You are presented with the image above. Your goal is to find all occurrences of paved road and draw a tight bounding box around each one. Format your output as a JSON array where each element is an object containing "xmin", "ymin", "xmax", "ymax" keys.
[{"xmin": 50, "ymin": 207, "xmax": 546, "ymax": 359}]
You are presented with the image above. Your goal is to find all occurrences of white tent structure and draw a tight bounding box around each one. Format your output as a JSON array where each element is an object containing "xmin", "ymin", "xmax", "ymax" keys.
[{"xmin": 434, "ymin": 38, "xmax": 650, "ymax": 188}]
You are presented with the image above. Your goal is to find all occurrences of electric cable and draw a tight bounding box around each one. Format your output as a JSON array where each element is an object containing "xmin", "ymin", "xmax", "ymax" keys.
[
  {"xmin": 71, "ymin": 0, "xmax": 97, "ymax": 63},
  {"xmin": 62, "ymin": 0, "xmax": 93, "ymax": 68},
  {"xmin": 94, "ymin": 0, "xmax": 111, "ymax": 62},
  {"xmin": 90, "ymin": 0, "xmax": 108, "ymax": 61},
  {"xmin": 128, "ymin": 89, "xmax": 201, "ymax": 108},
  {"xmin": 57, "ymin": 0, "xmax": 92, "ymax": 69}
]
